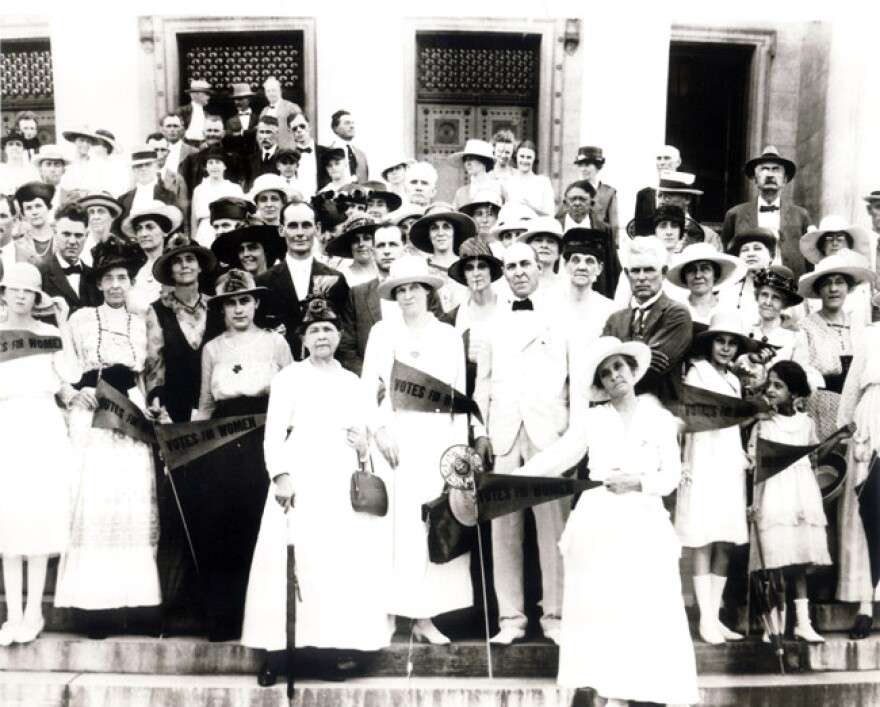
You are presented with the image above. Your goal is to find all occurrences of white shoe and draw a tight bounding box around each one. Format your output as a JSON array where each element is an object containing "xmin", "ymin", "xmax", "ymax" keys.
[
  {"xmin": 490, "ymin": 626, "xmax": 526, "ymax": 645},
  {"xmin": 718, "ymin": 621, "xmax": 745, "ymax": 641},
  {"xmin": 0, "ymin": 621, "xmax": 21, "ymax": 647},
  {"xmin": 13, "ymin": 616, "xmax": 44, "ymax": 644},
  {"xmin": 412, "ymin": 619, "xmax": 451, "ymax": 645},
  {"xmin": 699, "ymin": 619, "xmax": 725, "ymax": 645},
  {"xmin": 543, "ymin": 627, "xmax": 561, "ymax": 645},
  {"xmin": 794, "ymin": 599, "xmax": 824, "ymax": 644}
]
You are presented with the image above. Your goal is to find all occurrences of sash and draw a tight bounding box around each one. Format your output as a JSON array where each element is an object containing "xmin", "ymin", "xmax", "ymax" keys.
[
  {"xmin": 390, "ymin": 359, "xmax": 483, "ymax": 423},
  {"xmin": 92, "ymin": 379, "xmax": 157, "ymax": 445},
  {"xmin": 0, "ymin": 329, "xmax": 62, "ymax": 364},
  {"xmin": 154, "ymin": 414, "xmax": 267, "ymax": 470}
]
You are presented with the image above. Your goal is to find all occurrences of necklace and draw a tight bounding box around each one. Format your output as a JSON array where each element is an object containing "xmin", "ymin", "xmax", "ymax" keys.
[
  {"xmin": 95, "ymin": 305, "xmax": 136, "ymax": 371},
  {"xmin": 33, "ymin": 239, "xmax": 51, "ymax": 256},
  {"xmin": 171, "ymin": 292, "xmax": 203, "ymax": 313}
]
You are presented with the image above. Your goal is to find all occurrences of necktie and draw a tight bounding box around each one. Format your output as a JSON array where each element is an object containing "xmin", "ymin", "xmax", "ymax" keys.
[
  {"xmin": 263, "ymin": 151, "xmax": 272, "ymax": 163},
  {"xmin": 759, "ymin": 205, "xmax": 779, "ymax": 213},
  {"xmin": 632, "ymin": 306, "xmax": 647, "ymax": 338},
  {"xmin": 346, "ymin": 145, "xmax": 357, "ymax": 176},
  {"xmin": 299, "ymin": 146, "xmax": 312, "ymax": 153},
  {"xmin": 62, "ymin": 263, "xmax": 83, "ymax": 275},
  {"xmin": 511, "ymin": 298, "xmax": 533, "ymax": 311}
]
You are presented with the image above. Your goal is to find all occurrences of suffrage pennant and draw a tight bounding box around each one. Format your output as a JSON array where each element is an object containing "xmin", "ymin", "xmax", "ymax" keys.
[
  {"xmin": 0, "ymin": 329, "xmax": 62, "ymax": 364},
  {"xmin": 665, "ymin": 384, "xmax": 770, "ymax": 432},
  {"xmin": 92, "ymin": 379, "xmax": 158, "ymax": 445},
  {"xmin": 755, "ymin": 422, "xmax": 855, "ymax": 484},
  {"xmin": 154, "ymin": 414, "xmax": 266, "ymax": 470},
  {"xmin": 475, "ymin": 473, "xmax": 602, "ymax": 522},
  {"xmin": 390, "ymin": 359, "xmax": 483, "ymax": 424}
]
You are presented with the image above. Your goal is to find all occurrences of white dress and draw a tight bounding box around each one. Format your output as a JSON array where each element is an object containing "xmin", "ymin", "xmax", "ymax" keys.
[
  {"xmin": 675, "ymin": 360, "xmax": 749, "ymax": 547},
  {"xmin": 54, "ymin": 305, "xmax": 161, "ymax": 609},
  {"xmin": 0, "ymin": 321, "xmax": 81, "ymax": 555},
  {"xmin": 241, "ymin": 359, "xmax": 394, "ymax": 651},
  {"xmin": 520, "ymin": 398, "xmax": 699, "ymax": 705},
  {"xmin": 191, "ymin": 179, "xmax": 244, "ymax": 247},
  {"xmin": 361, "ymin": 316, "xmax": 473, "ymax": 619}
]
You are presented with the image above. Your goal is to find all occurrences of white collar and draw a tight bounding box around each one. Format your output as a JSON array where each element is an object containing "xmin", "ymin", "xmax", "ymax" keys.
[
  {"xmin": 286, "ymin": 253, "xmax": 313, "ymax": 271},
  {"xmin": 630, "ymin": 290, "xmax": 663, "ymax": 311},
  {"xmin": 758, "ymin": 195, "xmax": 781, "ymax": 207}
]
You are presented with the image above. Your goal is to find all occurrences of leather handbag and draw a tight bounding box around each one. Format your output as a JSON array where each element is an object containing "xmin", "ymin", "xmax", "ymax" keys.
[
  {"xmin": 422, "ymin": 490, "xmax": 476, "ymax": 564},
  {"xmin": 350, "ymin": 458, "xmax": 388, "ymax": 517}
]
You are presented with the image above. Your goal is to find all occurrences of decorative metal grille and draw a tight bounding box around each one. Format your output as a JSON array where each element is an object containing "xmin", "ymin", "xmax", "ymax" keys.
[{"xmin": 1, "ymin": 39, "xmax": 54, "ymax": 101}]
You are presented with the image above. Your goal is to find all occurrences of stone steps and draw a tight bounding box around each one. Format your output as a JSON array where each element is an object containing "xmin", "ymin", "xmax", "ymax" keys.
[{"xmin": 2, "ymin": 671, "xmax": 880, "ymax": 707}]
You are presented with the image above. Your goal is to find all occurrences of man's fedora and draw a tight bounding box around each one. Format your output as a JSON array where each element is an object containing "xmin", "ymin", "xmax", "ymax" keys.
[
  {"xmin": 185, "ymin": 79, "xmax": 213, "ymax": 94},
  {"xmin": 230, "ymin": 82, "xmax": 256, "ymax": 99},
  {"xmin": 31, "ymin": 144, "xmax": 72, "ymax": 167},
  {"xmin": 744, "ymin": 146, "xmax": 796, "ymax": 181},
  {"xmin": 861, "ymin": 190, "xmax": 880, "ymax": 204},
  {"xmin": 656, "ymin": 172, "xmax": 703, "ymax": 196},
  {"xmin": 129, "ymin": 147, "xmax": 159, "ymax": 166}
]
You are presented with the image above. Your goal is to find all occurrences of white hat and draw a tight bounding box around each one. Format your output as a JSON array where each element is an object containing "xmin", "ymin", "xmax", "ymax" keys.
[
  {"xmin": 665, "ymin": 242, "xmax": 747, "ymax": 289},
  {"xmin": 248, "ymin": 174, "xmax": 290, "ymax": 201},
  {"xmin": 491, "ymin": 203, "xmax": 538, "ymax": 236},
  {"xmin": 376, "ymin": 255, "xmax": 445, "ymax": 300},
  {"xmin": 121, "ymin": 200, "xmax": 183, "ymax": 238},
  {"xmin": 31, "ymin": 144, "xmax": 72, "ymax": 167},
  {"xmin": 797, "ymin": 250, "xmax": 878, "ymax": 299},
  {"xmin": 799, "ymin": 215, "xmax": 873, "ymax": 264},
  {"xmin": 583, "ymin": 336, "xmax": 652, "ymax": 403},
  {"xmin": 449, "ymin": 139, "xmax": 495, "ymax": 166},
  {"xmin": 516, "ymin": 216, "xmax": 564, "ymax": 247},
  {"xmin": 0, "ymin": 261, "xmax": 49, "ymax": 305}
]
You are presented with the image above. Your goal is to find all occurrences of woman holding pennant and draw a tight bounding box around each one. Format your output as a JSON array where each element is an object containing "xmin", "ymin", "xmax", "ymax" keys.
[
  {"xmin": 515, "ymin": 336, "xmax": 698, "ymax": 707},
  {"xmin": 361, "ymin": 255, "xmax": 473, "ymax": 645},
  {"xmin": 0, "ymin": 263, "xmax": 80, "ymax": 645},
  {"xmin": 54, "ymin": 236, "xmax": 163, "ymax": 639}
]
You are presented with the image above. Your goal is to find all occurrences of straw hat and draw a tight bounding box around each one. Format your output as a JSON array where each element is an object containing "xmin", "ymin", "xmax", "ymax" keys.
[
  {"xmin": 211, "ymin": 225, "xmax": 286, "ymax": 269},
  {"xmin": 447, "ymin": 237, "xmax": 503, "ymax": 286},
  {"xmin": 799, "ymin": 215, "xmax": 873, "ymax": 264},
  {"xmin": 753, "ymin": 265, "xmax": 803, "ymax": 307},
  {"xmin": 692, "ymin": 311, "xmax": 758, "ymax": 356},
  {"xmin": 666, "ymin": 243, "xmax": 747, "ymax": 289},
  {"xmin": 408, "ymin": 208, "xmax": 476, "ymax": 255},
  {"xmin": 230, "ymin": 82, "xmax": 256, "ymax": 98},
  {"xmin": 121, "ymin": 201, "xmax": 183, "ymax": 239},
  {"xmin": 31, "ymin": 144, "xmax": 72, "ymax": 167},
  {"xmin": 0, "ymin": 262, "xmax": 49, "ymax": 305},
  {"xmin": 490, "ymin": 203, "xmax": 537, "ymax": 236},
  {"xmin": 209, "ymin": 269, "xmax": 266, "ymax": 308},
  {"xmin": 376, "ymin": 255, "xmax": 445, "ymax": 300},
  {"xmin": 78, "ymin": 191, "xmax": 123, "ymax": 219},
  {"xmin": 516, "ymin": 216, "xmax": 564, "ymax": 248},
  {"xmin": 448, "ymin": 139, "xmax": 495, "ymax": 167},
  {"xmin": 458, "ymin": 190, "xmax": 502, "ymax": 218},
  {"xmin": 185, "ymin": 79, "xmax": 213, "ymax": 94},
  {"xmin": 797, "ymin": 250, "xmax": 877, "ymax": 299},
  {"xmin": 582, "ymin": 336, "xmax": 652, "ymax": 403},
  {"xmin": 152, "ymin": 234, "xmax": 217, "ymax": 286},
  {"xmin": 248, "ymin": 174, "xmax": 290, "ymax": 202},
  {"xmin": 380, "ymin": 155, "xmax": 416, "ymax": 180},
  {"xmin": 656, "ymin": 172, "xmax": 703, "ymax": 196},
  {"xmin": 388, "ymin": 203, "xmax": 425, "ymax": 226}
]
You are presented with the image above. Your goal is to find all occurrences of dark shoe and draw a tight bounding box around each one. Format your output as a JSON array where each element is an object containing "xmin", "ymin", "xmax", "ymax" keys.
[
  {"xmin": 850, "ymin": 613, "xmax": 873, "ymax": 640},
  {"xmin": 257, "ymin": 659, "xmax": 278, "ymax": 687}
]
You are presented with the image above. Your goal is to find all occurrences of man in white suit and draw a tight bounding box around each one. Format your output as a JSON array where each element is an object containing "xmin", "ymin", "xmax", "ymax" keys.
[{"xmin": 473, "ymin": 241, "xmax": 577, "ymax": 646}]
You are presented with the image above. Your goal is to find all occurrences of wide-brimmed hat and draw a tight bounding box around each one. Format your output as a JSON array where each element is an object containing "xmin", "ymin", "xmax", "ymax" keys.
[
  {"xmin": 30, "ymin": 144, "xmax": 71, "ymax": 167},
  {"xmin": 89, "ymin": 235, "xmax": 148, "ymax": 281},
  {"xmin": 1, "ymin": 129, "xmax": 25, "ymax": 148},
  {"xmin": 77, "ymin": 191, "xmax": 123, "ymax": 219},
  {"xmin": 692, "ymin": 311, "xmax": 757, "ymax": 356},
  {"xmin": 449, "ymin": 139, "xmax": 496, "ymax": 167},
  {"xmin": 797, "ymin": 250, "xmax": 877, "ymax": 299},
  {"xmin": 583, "ymin": 336, "xmax": 652, "ymax": 403},
  {"xmin": 93, "ymin": 129, "xmax": 117, "ymax": 153},
  {"xmin": 656, "ymin": 172, "xmax": 703, "ymax": 196},
  {"xmin": 389, "ymin": 203, "xmax": 424, "ymax": 226},
  {"xmin": 185, "ymin": 79, "xmax": 213, "ymax": 94},
  {"xmin": 230, "ymin": 82, "xmax": 256, "ymax": 99},
  {"xmin": 490, "ymin": 203, "xmax": 537, "ymax": 236},
  {"xmin": 447, "ymin": 237, "xmax": 503, "ymax": 286},
  {"xmin": 799, "ymin": 215, "xmax": 873, "ymax": 264},
  {"xmin": 727, "ymin": 228, "xmax": 778, "ymax": 257},
  {"xmin": 15, "ymin": 181, "xmax": 55, "ymax": 206},
  {"xmin": 325, "ymin": 216, "xmax": 380, "ymax": 258},
  {"xmin": 862, "ymin": 190, "xmax": 880, "ymax": 204},
  {"xmin": 248, "ymin": 174, "xmax": 289, "ymax": 202},
  {"xmin": 458, "ymin": 190, "xmax": 503, "ymax": 218},
  {"xmin": 666, "ymin": 243, "xmax": 747, "ymax": 289},
  {"xmin": 377, "ymin": 255, "xmax": 445, "ymax": 300},
  {"xmin": 152, "ymin": 234, "xmax": 217, "ymax": 286},
  {"xmin": 211, "ymin": 225, "xmax": 286, "ymax": 268},
  {"xmin": 121, "ymin": 201, "xmax": 183, "ymax": 239},
  {"xmin": 199, "ymin": 145, "xmax": 230, "ymax": 168},
  {"xmin": 209, "ymin": 268, "xmax": 266, "ymax": 308},
  {"xmin": 574, "ymin": 145, "xmax": 605, "ymax": 166},
  {"xmin": 625, "ymin": 204, "xmax": 702, "ymax": 239},
  {"xmin": 562, "ymin": 227, "xmax": 610, "ymax": 261},
  {"xmin": 209, "ymin": 196, "xmax": 255, "ymax": 224},
  {"xmin": 364, "ymin": 187, "xmax": 403, "ymax": 212},
  {"xmin": 61, "ymin": 125, "xmax": 100, "ymax": 145},
  {"xmin": 298, "ymin": 296, "xmax": 340, "ymax": 335},
  {"xmin": 517, "ymin": 216, "xmax": 564, "ymax": 248},
  {"xmin": 129, "ymin": 146, "xmax": 159, "ymax": 166},
  {"xmin": 380, "ymin": 155, "xmax": 416, "ymax": 180},
  {"xmin": 745, "ymin": 145, "xmax": 796, "ymax": 181},
  {"xmin": 0, "ymin": 261, "xmax": 49, "ymax": 305},
  {"xmin": 753, "ymin": 265, "xmax": 803, "ymax": 307},
  {"xmin": 409, "ymin": 208, "xmax": 476, "ymax": 255}
]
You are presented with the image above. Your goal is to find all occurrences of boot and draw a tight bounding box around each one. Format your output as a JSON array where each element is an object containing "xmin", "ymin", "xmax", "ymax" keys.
[
  {"xmin": 794, "ymin": 598, "xmax": 824, "ymax": 643},
  {"xmin": 694, "ymin": 574, "xmax": 724, "ymax": 644},
  {"xmin": 711, "ymin": 574, "xmax": 744, "ymax": 641}
]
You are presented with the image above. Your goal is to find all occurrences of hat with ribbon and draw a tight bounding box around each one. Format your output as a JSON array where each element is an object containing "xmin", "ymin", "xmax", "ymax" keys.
[
  {"xmin": 209, "ymin": 268, "xmax": 266, "ymax": 308},
  {"xmin": 152, "ymin": 234, "xmax": 218, "ymax": 286},
  {"xmin": 753, "ymin": 264, "xmax": 803, "ymax": 307},
  {"xmin": 121, "ymin": 201, "xmax": 183, "ymax": 239},
  {"xmin": 582, "ymin": 336, "xmax": 652, "ymax": 403},
  {"xmin": 209, "ymin": 196, "xmax": 256, "ymax": 224},
  {"xmin": 574, "ymin": 145, "xmax": 605, "ymax": 166},
  {"xmin": 745, "ymin": 145, "xmax": 796, "ymax": 181},
  {"xmin": 799, "ymin": 215, "xmax": 873, "ymax": 264},
  {"xmin": 78, "ymin": 191, "xmax": 123, "ymax": 219},
  {"xmin": 325, "ymin": 215, "xmax": 380, "ymax": 258},
  {"xmin": 211, "ymin": 225, "xmax": 286, "ymax": 269},
  {"xmin": 377, "ymin": 255, "xmax": 445, "ymax": 300},
  {"xmin": 447, "ymin": 237, "xmax": 504, "ymax": 286},
  {"xmin": 449, "ymin": 139, "xmax": 496, "ymax": 168},
  {"xmin": 797, "ymin": 250, "xmax": 877, "ymax": 299},
  {"xmin": 666, "ymin": 242, "xmax": 747, "ymax": 289}
]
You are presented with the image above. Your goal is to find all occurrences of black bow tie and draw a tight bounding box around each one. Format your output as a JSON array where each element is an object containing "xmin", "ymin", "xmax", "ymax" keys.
[
  {"xmin": 512, "ymin": 298, "xmax": 534, "ymax": 311},
  {"xmin": 299, "ymin": 146, "xmax": 312, "ymax": 153},
  {"xmin": 62, "ymin": 263, "xmax": 83, "ymax": 275},
  {"xmin": 759, "ymin": 204, "xmax": 779, "ymax": 213}
]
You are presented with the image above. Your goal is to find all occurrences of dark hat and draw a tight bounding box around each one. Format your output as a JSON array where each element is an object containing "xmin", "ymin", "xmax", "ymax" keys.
[
  {"xmin": 310, "ymin": 193, "xmax": 348, "ymax": 231},
  {"xmin": 753, "ymin": 265, "xmax": 803, "ymax": 306},
  {"xmin": 78, "ymin": 191, "xmax": 123, "ymax": 219},
  {"xmin": 211, "ymin": 225, "xmax": 286, "ymax": 269},
  {"xmin": 862, "ymin": 190, "xmax": 880, "ymax": 204},
  {"xmin": 152, "ymin": 234, "xmax": 218, "ymax": 286},
  {"xmin": 185, "ymin": 79, "xmax": 213, "ymax": 94},
  {"xmin": 458, "ymin": 190, "xmax": 503, "ymax": 218},
  {"xmin": 562, "ymin": 227, "xmax": 609, "ymax": 260},
  {"xmin": 257, "ymin": 114, "xmax": 279, "ymax": 127},
  {"xmin": 625, "ymin": 204, "xmax": 697, "ymax": 239},
  {"xmin": 574, "ymin": 145, "xmax": 605, "ymax": 166},
  {"xmin": 625, "ymin": 217, "xmax": 656, "ymax": 238},
  {"xmin": 334, "ymin": 182, "xmax": 371, "ymax": 205},
  {"xmin": 130, "ymin": 146, "xmax": 159, "ymax": 166},
  {"xmin": 209, "ymin": 268, "xmax": 266, "ymax": 309},
  {"xmin": 15, "ymin": 181, "xmax": 55, "ymax": 207},
  {"xmin": 745, "ymin": 145, "xmax": 796, "ymax": 181},
  {"xmin": 209, "ymin": 196, "xmax": 256, "ymax": 224},
  {"xmin": 298, "ymin": 296, "xmax": 340, "ymax": 334},
  {"xmin": 274, "ymin": 148, "xmax": 302, "ymax": 164},
  {"xmin": 727, "ymin": 228, "xmax": 778, "ymax": 257},
  {"xmin": 320, "ymin": 147, "xmax": 346, "ymax": 166},
  {"xmin": 89, "ymin": 235, "xmax": 148, "ymax": 282},
  {"xmin": 1, "ymin": 129, "xmax": 26, "ymax": 148},
  {"xmin": 230, "ymin": 82, "xmax": 256, "ymax": 99},
  {"xmin": 199, "ymin": 145, "xmax": 230, "ymax": 167},
  {"xmin": 363, "ymin": 187, "xmax": 402, "ymax": 212},
  {"xmin": 656, "ymin": 172, "xmax": 703, "ymax": 195},
  {"xmin": 447, "ymin": 237, "xmax": 503, "ymax": 286},
  {"xmin": 409, "ymin": 208, "xmax": 476, "ymax": 255},
  {"xmin": 325, "ymin": 216, "xmax": 380, "ymax": 258},
  {"xmin": 93, "ymin": 129, "xmax": 117, "ymax": 153}
]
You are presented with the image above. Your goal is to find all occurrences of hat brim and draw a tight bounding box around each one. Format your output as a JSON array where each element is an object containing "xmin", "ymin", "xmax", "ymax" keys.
[
  {"xmin": 656, "ymin": 186, "xmax": 704, "ymax": 196},
  {"xmin": 33, "ymin": 154, "xmax": 72, "ymax": 167},
  {"xmin": 447, "ymin": 253, "xmax": 504, "ymax": 286},
  {"xmin": 62, "ymin": 130, "xmax": 100, "ymax": 144},
  {"xmin": 77, "ymin": 195, "xmax": 122, "ymax": 218},
  {"xmin": 409, "ymin": 212, "xmax": 476, "ymax": 255},
  {"xmin": 325, "ymin": 223, "xmax": 380, "ymax": 258},
  {"xmin": 208, "ymin": 286, "xmax": 267, "ymax": 307},
  {"xmin": 517, "ymin": 230, "xmax": 564, "ymax": 248},
  {"xmin": 448, "ymin": 150, "xmax": 496, "ymax": 166},
  {"xmin": 211, "ymin": 226, "xmax": 286, "ymax": 268},
  {"xmin": 459, "ymin": 201, "xmax": 501, "ymax": 218},
  {"xmin": 377, "ymin": 272, "xmax": 445, "ymax": 300},
  {"xmin": 0, "ymin": 283, "xmax": 51, "ymax": 308},
  {"xmin": 691, "ymin": 328, "xmax": 758, "ymax": 356},
  {"xmin": 727, "ymin": 232, "xmax": 777, "ymax": 256},
  {"xmin": 745, "ymin": 157, "xmax": 796, "ymax": 181},
  {"xmin": 666, "ymin": 252, "xmax": 747, "ymax": 289},
  {"xmin": 799, "ymin": 225, "xmax": 873, "ymax": 265},
  {"xmin": 152, "ymin": 245, "xmax": 218, "ymax": 286},
  {"xmin": 797, "ymin": 264, "xmax": 876, "ymax": 299},
  {"xmin": 121, "ymin": 205, "xmax": 183, "ymax": 239},
  {"xmin": 584, "ymin": 339, "xmax": 652, "ymax": 403},
  {"xmin": 86, "ymin": 257, "xmax": 147, "ymax": 284}
]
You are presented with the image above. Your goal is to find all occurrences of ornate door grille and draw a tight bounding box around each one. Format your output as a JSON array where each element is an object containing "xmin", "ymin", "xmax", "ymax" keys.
[{"xmin": 0, "ymin": 37, "xmax": 56, "ymax": 143}]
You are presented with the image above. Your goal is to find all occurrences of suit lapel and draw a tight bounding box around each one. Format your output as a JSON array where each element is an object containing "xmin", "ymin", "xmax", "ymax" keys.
[
  {"xmin": 742, "ymin": 203, "xmax": 758, "ymax": 230},
  {"xmin": 47, "ymin": 259, "xmax": 79, "ymax": 305},
  {"xmin": 367, "ymin": 279, "xmax": 382, "ymax": 324}
]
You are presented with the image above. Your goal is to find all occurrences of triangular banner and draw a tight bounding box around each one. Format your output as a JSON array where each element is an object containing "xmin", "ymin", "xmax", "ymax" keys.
[
  {"xmin": 0, "ymin": 329, "xmax": 62, "ymax": 364},
  {"xmin": 92, "ymin": 379, "xmax": 157, "ymax": 445},
  {"xmin": 390, "ymin": 359, "xmax": 483, "ymax": 423},
  {"xmin": 154, "ymin": 414, "xmax": 267, "ymax": 470},
  {"xmin": 665, "ymin": 384, "xmax": 770, "ymax": 432},
  {"xmin": 755, "ymin": 423, "xmax": 855, "ymax": 484},
  {"xmin": 475, "ymin": 473, "xmax": 602, "ymax": 522}
]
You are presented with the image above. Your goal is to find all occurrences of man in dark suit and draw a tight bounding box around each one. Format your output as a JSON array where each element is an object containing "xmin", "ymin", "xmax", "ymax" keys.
[
  {"xmin": 177, "ymin": 115, "xmax": 244, "ymax": 196},
  {"xmin": 225, "ymin": 83, "xmax": 258, "ymax": 136},
  {"xmin": 178, "ymin": 79, "xmax": 213, "ymax": 147},
  {"xmin": 634, "ymin": 145, "xmax": 681, "ymax": 221},
  {"xmin": 39, "ymin": 202, "xmax": 98, "ymax": 313},
  {"xmin": 243, "ymin": 115, "xmax": 282, "ymax": 192},
  {"xmin": 117, "ymin": 147, "xmax": 181, "ymax": 231},
  {"xmin": 327, "ymin": 109, "xmax": 368, "ymax": 184},
  {"xmin": 258, "ymin": 76, "xmax": 302, "ymax": 150},
  {"xmin": 256, "ymin": 201, "xmax": 349, "ymax": 359},
  {"xmin": 721, "ymin": 146, "xmax": 813, "ymax": 280},
  {"xmin": 602, "ymin": 236, "xmax": 692, "ymax": 402}
]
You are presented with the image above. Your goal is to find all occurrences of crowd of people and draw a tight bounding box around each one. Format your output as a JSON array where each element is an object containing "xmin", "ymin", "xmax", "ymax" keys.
[{"xmin": 2, "ymin": 74, "xmax": 880, "ymax": 707}]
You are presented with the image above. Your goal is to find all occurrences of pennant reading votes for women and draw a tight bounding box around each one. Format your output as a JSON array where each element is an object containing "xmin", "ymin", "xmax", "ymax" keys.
[
  {"xmin": 755, "ymin": 422, "xmax": 856, "ymax": 484},
  {"xmin": 474, "ymin": 473, "xmax": 602, "ymax": 522},
  {"xmin": 665, "ymin": 384, "xmax": 770, "ymax": 432},
  {"xmin": 0, "ymin": 329, "xmax": 62, "ymax": 364},
  {"xmin": 92, "ymin": 379, "xmax": 157, "ymax": 445},
  {"xmin": 389, "ymin": 359, "xmax": 483, "ymax": 424},
  {"xmin": 154, "ymin": 414, "xmax": 267, "ymax": 470}
]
